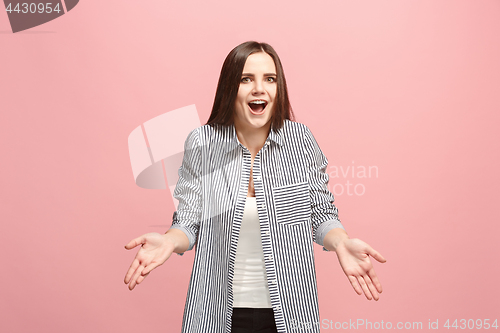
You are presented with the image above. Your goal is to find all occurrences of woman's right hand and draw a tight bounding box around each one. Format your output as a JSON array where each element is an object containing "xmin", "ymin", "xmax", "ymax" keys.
[{"xmin": 123, "ymin": 232, "xmax": 175, "ymax": 290}]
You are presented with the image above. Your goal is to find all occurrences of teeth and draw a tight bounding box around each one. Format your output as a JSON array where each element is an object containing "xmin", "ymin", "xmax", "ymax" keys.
[{"xmin": 249, "ymin": 100, "xmax": 266, "ymax": 104}]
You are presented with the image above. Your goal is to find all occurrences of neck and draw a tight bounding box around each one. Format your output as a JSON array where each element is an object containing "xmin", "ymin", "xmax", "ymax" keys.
[{"xmin": 234, "ymin": 123, "xmax": 271, "ymax": 155}]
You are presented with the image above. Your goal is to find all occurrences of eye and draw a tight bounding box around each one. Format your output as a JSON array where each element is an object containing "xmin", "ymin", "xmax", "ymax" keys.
[
  {"xmin": 241, "ymin": 77, "xmax": 251, "ymax": 83},
  {"xmin": 266, "ymin": 77, "xmax": 277, "ymax": 83}
]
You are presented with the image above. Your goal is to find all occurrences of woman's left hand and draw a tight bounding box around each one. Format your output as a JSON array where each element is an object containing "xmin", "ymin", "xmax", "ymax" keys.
[{"xmin": 335, "ymin": 238, "xmax": 386, "ymax": 301}]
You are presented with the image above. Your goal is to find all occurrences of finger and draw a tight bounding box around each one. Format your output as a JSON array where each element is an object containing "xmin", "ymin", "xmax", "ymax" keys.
[
  {"xmin": 129, "ymin": 264, "xmax": 145, "ymax": 290},
  {"xmin": 124, "ymin": 258, "xmax": 140, "ymax": 284},
  {"xmin": 124, "ymin": 235, "xmax": 146, "ymax": 250},
  {"xmin": 356, "ymin": 275, "xmax": 372, "ymax": 300},
  {"xmin": 367, "ymin": 268, "xmax": 383, "ymax": 293},
  {"xmin": 137, "ymin": 272, "xmax": 149, "ymax": 285},
  {"xmin": 363, "ymin": 274, "xmax": 380, "ymax": 301},
  {"xmin": 347, "ymin": 275, "xmax": 363, "ymax": 296},
  {"xmin": 142, "ymin": 261, "xmax": 160, "ymax": 275},
  {"xmin": 366, "ymin": 246, "xmax": 386, "ymax": 263}
]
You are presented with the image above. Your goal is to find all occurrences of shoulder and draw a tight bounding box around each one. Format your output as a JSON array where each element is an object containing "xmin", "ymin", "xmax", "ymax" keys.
[
  {"xmin": 182, "ymin": 125, "xmax": 206, "ymax": 149},
  {"xmin": 184, "ymin": 124, "xmax": 217, "ymax": 140},
  {"xmin": 184, "ymin": 123, "xmax": 231, "ymax": 147},
  {"xmin": 282, "ymin": 119, "xmax": 314, "ymax": 139},
  {"xmin": 283, "ymin": 120, "xmax": 324, "ymax": 158}
]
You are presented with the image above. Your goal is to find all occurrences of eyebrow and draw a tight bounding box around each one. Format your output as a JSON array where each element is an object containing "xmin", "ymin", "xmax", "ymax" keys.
[{"xmin": 241, "ymin": 73, "xmax": 277, "ymax": 76}]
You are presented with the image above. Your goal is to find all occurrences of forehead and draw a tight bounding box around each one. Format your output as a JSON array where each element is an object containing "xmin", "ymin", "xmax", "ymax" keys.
[{"xmin": 242, "ymin": 52, "xmax": 276, "ymax": 74}]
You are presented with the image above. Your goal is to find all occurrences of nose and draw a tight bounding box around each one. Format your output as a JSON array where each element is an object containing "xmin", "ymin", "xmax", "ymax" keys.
[{"xmin": 252, "ymin": 80, "xmax": 265, "ymax": 95}]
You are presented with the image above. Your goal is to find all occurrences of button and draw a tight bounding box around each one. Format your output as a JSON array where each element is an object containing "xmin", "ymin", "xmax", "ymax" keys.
[
  {"xmin": 265, "ymin": 231, "xmax": 270, "ymax": 236},
  {"xmin": 254, "ymin": 176, "xmax": 261, "ymax": 181},
  {"xmin": 272, "ymin": 279, "xmax": 277, "ymax": 285},
  {"xmin": 265, "ymin": 141, "xmax": 270, "ymax": 146},
  {"xmin": 266, "ymin": 255, "xmax": 274, "ymax": 260}
]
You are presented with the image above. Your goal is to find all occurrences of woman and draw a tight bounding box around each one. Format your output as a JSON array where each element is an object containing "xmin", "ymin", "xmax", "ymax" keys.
[{"xmin": 124, "ymin": 41, "xmax": 386, "ymax": 333}]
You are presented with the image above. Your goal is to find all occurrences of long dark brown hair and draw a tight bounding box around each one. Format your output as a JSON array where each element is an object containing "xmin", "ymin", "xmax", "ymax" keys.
[{"xmin": 205, "ymin": 41, "xmax": 294, "ymax": 131}]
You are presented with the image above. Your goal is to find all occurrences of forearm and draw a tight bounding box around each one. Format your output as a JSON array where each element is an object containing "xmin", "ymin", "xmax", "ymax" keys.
[
  {"xmin": 163, "ymin": 228, "xmax": 190, "ymax": 254},
  {"xmin": 323, "ymin": 228, "xmax": 349, "ymax": 252}
]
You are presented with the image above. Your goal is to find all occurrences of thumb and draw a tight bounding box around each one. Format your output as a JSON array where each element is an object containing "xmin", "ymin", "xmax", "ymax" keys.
[
  {"xmin": 124, "ymin": 236, "xmax": 146, "ymax": 250},
  {"xmin": 366, "ymin": 245, "xmax": 386, "ymax": 263}
]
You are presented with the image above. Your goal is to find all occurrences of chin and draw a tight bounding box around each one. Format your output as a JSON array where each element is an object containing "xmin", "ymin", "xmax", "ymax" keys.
[{"xmin": 249, "ymin": 119, "xmax": 271, "ymax": 129}]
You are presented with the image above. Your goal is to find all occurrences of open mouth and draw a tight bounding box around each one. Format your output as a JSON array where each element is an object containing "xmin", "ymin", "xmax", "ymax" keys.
[{"xmin": 248, "ymin": 100, "xmax": 268, "ymax": 114}]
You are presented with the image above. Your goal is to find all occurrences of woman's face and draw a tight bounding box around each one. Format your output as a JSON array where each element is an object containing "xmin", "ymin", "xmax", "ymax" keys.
[{"xmin": 233, "ymin": 52, "xmax": 277, "ymax": 133}]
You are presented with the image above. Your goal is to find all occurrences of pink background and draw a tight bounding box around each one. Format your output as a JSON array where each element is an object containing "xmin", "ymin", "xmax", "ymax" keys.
[{"xmin": 1, "ymin": 0, "xmax": 499, "ymax": 332}]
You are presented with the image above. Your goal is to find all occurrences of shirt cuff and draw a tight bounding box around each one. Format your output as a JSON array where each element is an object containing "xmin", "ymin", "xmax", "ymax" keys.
[
  {"xmin": 315, "ymin": 219, "xmax": 345, "ymax": 251},
  {"xmin": 168, "ymin": 225, "xmax": 197, "ymax": 255}
]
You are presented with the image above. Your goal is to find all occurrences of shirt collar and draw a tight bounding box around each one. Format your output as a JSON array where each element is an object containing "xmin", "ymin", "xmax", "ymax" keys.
[{"xmin": 223, "ymin": 123, "xmax": 285, "ymax": 153}]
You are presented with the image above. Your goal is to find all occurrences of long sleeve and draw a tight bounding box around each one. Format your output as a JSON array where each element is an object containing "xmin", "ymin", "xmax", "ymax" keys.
[
  {"xmin": 168, "ymin": 128, "xmax": 202, "ymax": 252},
  {"xmin": 303, "ymin": 126, "xmax": 345, "ymax": 248}
]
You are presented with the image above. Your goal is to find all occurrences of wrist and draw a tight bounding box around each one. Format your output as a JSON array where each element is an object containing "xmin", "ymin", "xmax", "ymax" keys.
[
  {"xmin": 162, "ymin": 231, "xmax": 179, "ymax": 253},
  {"xmin": 163, "ymin": 228, "xmax": 189, "ymax": 254},
  {"xmin": 323, "ymin": 228, "xmax": 349, "ymax": 252}
]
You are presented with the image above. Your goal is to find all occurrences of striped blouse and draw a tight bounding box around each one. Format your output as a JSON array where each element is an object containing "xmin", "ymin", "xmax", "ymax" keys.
[{"xmin": 169, "ymin": 119, "xmax": 345, "ymax": 333}]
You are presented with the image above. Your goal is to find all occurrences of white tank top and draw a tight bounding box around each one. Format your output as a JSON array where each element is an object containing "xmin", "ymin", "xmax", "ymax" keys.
[{"xmin": 232, "ymin": 196, "xmax": 272, "ymax": 308}]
